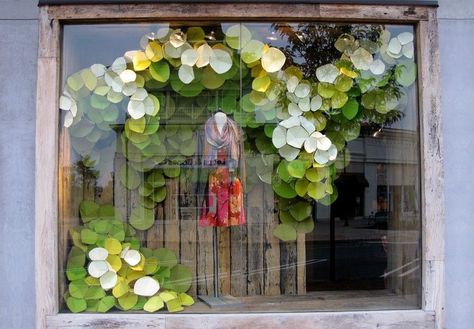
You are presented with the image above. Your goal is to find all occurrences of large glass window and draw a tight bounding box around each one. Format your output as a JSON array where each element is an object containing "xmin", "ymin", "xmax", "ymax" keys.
[{"xmin": 59, "ymin": 22, "xmax": 420, "ymax": 313}]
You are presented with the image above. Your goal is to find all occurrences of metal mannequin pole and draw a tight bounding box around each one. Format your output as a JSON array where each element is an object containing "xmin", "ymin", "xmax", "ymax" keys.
[{"xmin": 213, "ymin": 226, "xmax": 219, "ymax": 298}]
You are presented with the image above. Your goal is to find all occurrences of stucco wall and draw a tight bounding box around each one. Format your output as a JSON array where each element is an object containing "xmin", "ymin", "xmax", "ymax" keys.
[{"xmin": 0, "ymin": 1, "xmax": 472, "ymax": 328}]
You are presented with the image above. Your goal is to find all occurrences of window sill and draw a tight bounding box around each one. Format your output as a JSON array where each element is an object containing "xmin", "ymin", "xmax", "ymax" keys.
[{"xmin": 47, "ymin": 309, "xmax": 435, "ymax": 329}]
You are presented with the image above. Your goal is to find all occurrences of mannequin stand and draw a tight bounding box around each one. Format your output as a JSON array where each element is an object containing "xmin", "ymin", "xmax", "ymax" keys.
[{"xmin": 198, "ymin": 226, "xmax": 242, "ymax": 308}]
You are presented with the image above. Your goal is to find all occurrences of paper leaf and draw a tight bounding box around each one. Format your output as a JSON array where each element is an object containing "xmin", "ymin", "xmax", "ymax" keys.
[
  {"xmin": 89, "ymin": 248, "xmax": 108, "ymax": 261},
  {"xmin": 99, "ymin": 271, "xmax": 118, "ymax": 290},
  {"xmin": 388, "ymin": 38, "xmax": 402, "ymax": 55},
  {"xmin": 304, "ymin": 136, "xmax": 318, "ymax": 153},
  {"xmin": 307, "ymin": 181, "xmax": 326, "ymax": 200},
  {"xmin": 181, "ymin": 48, "xmax": 199, "ymax": 66},
  {"xmin": 144, "ymin": 296, "xmax": 165, "ymax": 312},
  {"xmin": 342, "ymin": 99, "xmax": 359, "ymax": 120},
  {"xmin": 299, "ymin": 116, "xmax": 315, "ymax": 134},
  {"xmin": 66, "ymin": 297, "xmax": 87, "ymax": 313},
  {"xmin": 168, "ymin": 264, "xmax": 193, "ymax": 293},
  {"xmin": 288, "ymin": 102, "xmax": 302, "ymax": 116},
  {"xmin": 118, "ymin": 293, "xmax": 138, "ymax": 311},
  {"xmin": 273, "ymin": 223, "xmax": 297, "ymax": 241},
  {"xmin": 310, "ymin": 95, "xmax": 323, "ymax": 111},
  {"xmin": 261, "ymin": 47, "xmax": 286, "ymax": 73},
  {"xmin": 196, "ymin": 43, "xmax": 213, "ymax": 68},
  {"xmin": 88, "ymin": 260, "xmax": 109, "ymax": 278},
  {"xmin": 209, "ymin": 49, "xmax": 233, "ymax": 74},
  {"xmin": 150, "ymin": 61, "xmax": 170, "ymax": 82},
  {"xmin": 369, "ymin": 59, "xmax": 386, "ymax": 75},
  {"xmin": 287, "ymin": 126, "xmax": 309, "ymax": 149},
  {"xmin": 294, "ymin": 82, "xmax": 311, "ymax": 98},
  {"xmin": 178, "ymin": 65, "xmax": 195, "ymax": 84},
  {"xmin": 397, "ymin": 32, "xmax": 414, "ymax": 45},
  {"xmin": 289, "ymin": 201, "xmax": 312, "ymax": 221},
  {"xmin": 316, "ymin": 64, "xmax": 340, "ymax": 83},
  {"xmin": 287, "ymin": 160, "xmax": 306, "ymax": 179},
  {"xmin": 129, "ymin": 207, "xmax": 155, "ymax": 231},
  {"xmin": 134, "ymin": 276, "xmax": 161, "ymax": 297},
  {"xmin": 350, "ymin": 47, "xmax": 373, "ymax": 70},
  {"xmin": 241, "ymin": 39, "xmax": 264, "ymax": 64},
  {"xmin": 154, "ymin": 248, "xmax": 178, "ymax": 268},
  {"xmin": 278, "ymin": 144, "xmax": 300, "ymax": 161},
  {"xmin": 272, "ymin": 126, "xmax": 287, "ymax": 149},
  {"xmin": 225, "ymin": 24, "xmax": 252, "ymax": 50},
  {"xmin": 97, "ymin": 296, "xmax": 116, "ymax": 313}
]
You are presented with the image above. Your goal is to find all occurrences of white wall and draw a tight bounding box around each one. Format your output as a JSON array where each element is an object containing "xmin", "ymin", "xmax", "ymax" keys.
[{"xmin": 0, "ymin": 1, "xmax": 472, "ymax": 328}]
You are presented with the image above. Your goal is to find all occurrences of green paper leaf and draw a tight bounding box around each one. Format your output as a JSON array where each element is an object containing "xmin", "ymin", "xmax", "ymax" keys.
[
  {"xmin": 120, "ymin": 164, "xmax": 142, "ymax": 190},
  {"xmin": 150, "ymin": 61, "xmax": 170, "ymax": 83},
  {"xmin": 151, "ymin": 186, "xmax": 167, "ymax": 203},
  {"xmin": 97, "ymin": 296, "xmax": 116, "ymax": 313},
  {"xmin": 272, "ymin": 177, "xmax": 297, "ymax": 199},
  {"xmin": 79, "ymin": 200, "xmax": 99, "ymax": 223},
  {"xmin": 296, "ymin": 217, "xmax": 315, "ymax": 234},
  {"xmin": 295, "ymin": 178, "xmax": 309, "ymax": 197},
  {"xmin": 168, "ymin": 264, "xmax": 192, "ymax": 293},
  {"xmin": 166, "ymin": 298, "xmax": 184, "ymax": 313},
  {"xmin": 118, "ymin": 293, "xmax": 138, "ymax": 311},
  {"xmin": 66, "ymin": 297, "xmax": 87, "ymax": 313},
  {"xmin": 341, "ymin": 99, "xmax": 359, "ymax": 120},
  {"xmin": 289, "ymin": 201, "xmax": 312, "ymax": 221},
  {"xmin": 396, "ymin": 61, "xmax": 417, "ymax": 87},
  {"xmin": 273, "ymin": 223, "xmax": 297, "ymax": 242},
  {"xmin": 81, "ymin": 228, "xmax": 98, "ymax": 244},
  {"xmin": 69, "ymin": 279, "xmax": 88, "ymax": 299},
  {"xmin": 277, "ymin": 160, "xmax": 291, "ymax": 182},
  {"xmin": 287, "ymin": 160, "xmax": 306, "ymax": 179},
  {"xmin": 127, "ymin": 117, "xmax": 146, "ymax": 133},
  {"xmin": 163, "ymin": 167, "xmax": 181, "ymax": 178},
  {"xmin": 154, "ymin": 248, "xmax": 178, "ymax": 268},
  {"xmin": 178, "ymin": 293, "xmax": 195, "ymax": 306},
  {"xmin": 279, "ymin": 210, "xmax": 298, "ymax": 227},
  {"xmin": 144, "ymin": 296, "xmax": 165, "ymax": 312},
  {"xmin": 84, "ymin": 286, "xmax": 106, "ymax": 300},
  {"xmin": 307, "ymin": 181, "xmax": 326, "ymax": 200},
  {"xmin": 305, "ymin": 167, "xmax": 328, "ymax": 182},
  {"xmin": 129, "ymin": 206, "xmax": 155, "ymax": 231},
  {"xmin": 147, "ymin": 170, "xmax": 165, "ymax": 188}
]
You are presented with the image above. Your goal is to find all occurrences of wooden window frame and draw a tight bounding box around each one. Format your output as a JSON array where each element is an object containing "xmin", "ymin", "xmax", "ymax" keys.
[{"xmin": 35, "ymin": 3, "xmax": 443, "ymax": 329}]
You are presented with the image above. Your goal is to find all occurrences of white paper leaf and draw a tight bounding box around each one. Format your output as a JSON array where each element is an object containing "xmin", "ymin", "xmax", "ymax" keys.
[
  {"xmin": 127, "ymin": 100, "xmax": 146, "ymax": 120},
  {"xmin": 369, "ymin": 59, "xmax": 386, "ymax": 75},
  {"xmin": 120, "ymin": 69, "xmax": 137, "ymax": 83},
  {"xmin": 316, "ymin": 64, "xmax": 340, "ymax": 83},
  {"xmin": 59, "ymin": 95, "xmax": 72, "ymax": 111},
  {"xmin": 402, "ymin": 42, "xmax": 414, "ymax": 59},
  {"xmin": 123, "ymin": 249, "xmax": 141, "ymax": 266},
  {"xmin": 287, "ymin": 76, "xmax": 299, "ymax": 93},
  {"xmin": 225, "ymin": 24, "xmax": 252, "ymax": 49},
  {"xmin": 304, "ymin": 136, "xmax": 318, "ymax": 153},
  {"xmin": 209, "ymin": 49, "xmax": 233, "ymax": 74},
  {"xmin": 316, "ymin": 135, "xmax": 332, "ymax": 151},
  {"xmin": 120, "ymin": 246, "xmax": 130, "ymax": 258},
  {"xmin": 70, "ymin": 102, "xmax": 78, "ymax": 117},
  {"xmin": 88, "ymin": 260, "xmax": 109, "ymax": 278},
  {"xmin": 134, "ymin": 276, "xmax": 160, "ymax": 297},
  {"xmin": 272, "ymin": 126, "xmax": 287, "ymax": 148},
  {"xmin": 298, "ymin": 97, "xmax": 311, "ymax": 112},
  {"xmin": 100, "ymin": 271, "xmax": 118, "ymax": 290},
  {"xmin": 261, "ymin": 47, "xmax": 286, "ymax": 73},
  {"xmin": 287, "ymin": 126, "xmax": 309, "ymax": 148},
  {"xmin": 288, "ymin": 102, "xmax": 303, "ymax": 116},
  {"xmin": 379, "ymin": 29, "xmax": 391, "ymax": 44},
  {"xmin": 64, "ymin": 111, "xmax": 73, "ymax": 128},
  {"xmin": 143, "ymin": 96, "xmax": 155, "ymax": 115},
  {"xmin": 351, "ymin": 47, "xmax": 373, "ymax": 71},
  {"xmin": 123, "ymin": 50, "xmax": 137, "ymax": 63},
  {"xmin": 181, "ymin": 48, "xmax": 199, "ymax": 66},
  {"xmin": 122, "ymin": 82, "xmax": 138, "ymax": 97},
  {"xmin": 314, "ymin": 149, "xmax": 329, "ymax": 165},
  {"xmin": 196, "ymin": 43, "xmax": 213, "ymax": 68},
  {"xmin": 111, "ymin": 76, "xmax": 124, "ymax": 93},
  {"xmin": 156, "ymin": 27, "xmax": 171, "ymax": 42},
  {"xmin": 397, "ymin": 32, "xmax": 414, "ymax": 45},
  {"xmin": 280, "ymin": 116, "xmax": 301, "ymax": 128},
  {"xmin": 311, "ymin": 95, "xmax": 323, "ymax": 111},
  {"xmin": 111, "ymin": 57, "xmax": 127, "ymax": 74},
  {"xmin": 90, "ymin": 64, "xmax": 106, "ymax": 77},
  {"xmin": 169, "ymin": 29, "xmax": 187, "ymax": 48},
  {"xmin": 131, "ymin": 88, "xmax": 148, "ymax": 101},
  {"xmin": 178, "ymin": 65, "xmax": 195, "ymax": 84},
  {"xmin": 300, "ymin": 116, "xmax": 315, "ymax": 134},
  {"xmin": 294, "ymin": 82, "xmax": 311, "ymax": 98},
  {"xmin": 388, "ymin": 38, "xmax": 402, "ymax": 55},
  {"xmin": 279, "ymin": 144, "xmax": 300, "ymax": 161},
  {"xmin": 328, "ymin": 144, "xmax": 338, "ymax": 161},
  {"xmin": 286, "ymin": 91, "xmax": 299, "ymax": 103},
  {"xmin": 89, "ymin": 247, "xmax": 109, "ymax": 261}
]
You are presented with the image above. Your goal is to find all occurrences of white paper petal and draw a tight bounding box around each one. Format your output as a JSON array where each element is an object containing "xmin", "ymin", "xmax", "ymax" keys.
[
  {"xmin": 369, "ymin": 59, "xmax": 386, "ymax": 75},
  {"xmin": 287, "ymin": 126, "xmax": 309, "ymax": 149},
  {"xmin": 388, "ymin": 38, "xmax": 402, "ymax": 55},
  {"xmin": 111, "ymin": 57, "xmax": 127, "ymax": 74},
  {"xmin": 317, "ymin": 135, "xmax": 332, "ymax": 151},
  {"xmin": 120, "ymin": 69, "xmax": 137, "ymax": 83},
  {"xmin": 311, "ymin": 95, "xmax": 323, "ymax": 111},
  {"xmin": 181, "ymin": 48, "xmax": 199, "ymax": 66},
  {"xmin": 156, "ymin": 27, "xmax": 171, "ymax": 41},
  {"xmin": 351, "ymin": 47, "xmax": 373, "ymax": 71},
  {"xmin": 127, "ymin": 100, "xmax": 146, "ymax": 120},
  {"xmin": 123, "ymin": 249, "xmax": 141, "ymax": 266},
  {"xmin": 88, "ymin": 260, "xmax": 109, "ymax": 278},
  {"xmin": 100, "ymin": 271, "xmax": 118, "ymax": 290},
  {"xmin": 90, "ymin": 64, "xmax": 106, "ymax": 77},
  {"xmin": 397, "ymin": 32, "xmax": 414, "ymax": 45},
  {"xmin": 279, "ymin": 144, "xmax": 300, "ymax": 161},
  {"xmin": 272, "ymin": 126, "xmax": 287, "ymax": 148},
  {"xmin": 294, "ymin": 82, "xmax": 311, "ymax": 98},
  {"xmin": 299, "ymin": 116, "xmax": 315, "ymax": 134},
  {"xmin": 111, "ymin": 76, "xmax": 124, "ymax": 93},
  {"xmin": 70, "ymin": 102, "xmax": 78, "ymax": 117},
  {"xmin": 120, "ymin": 246, "xmax": 130, "ymax": 258},
  {"xmin": 304, "ymin": 137, "xmax": 318, "ymax": 154},
  {"xmin": 131, "ymin": 88, "xmax": 148, "ymax": 101},
  {"xmin": 402, "ymin": 42, "xmax": 414, "ymax": 59},
  {"xmin": 311, "ymin": 131, "xmax": 323, "ymax": 139},
  {"xmin": 89, "ymin": 247, "xmax": 109, "ymax": 261},
  {"xmin": 287, "ymin": 76, "xmax": 299, "ymax": 93},
  {"xmin": 209, "ymin": 49, "xmax": 233, "ymax": 74},
  {"xmin": 286, "ymin": 91, "xmax": 299, "ymax": 103},
  {"xmin": 196, "ymin": 43, "xmax": 213, "ymax": 68},
  {"xmin": 122, "ymin": 82, "xmax": 138, "ymax": 97},
  {"xmin": 288, "ymin": 102, "xmax": 303, "ymax": 116},
  {"xmin": 59, "ymin": 95, "xmax": 72, "ymax": 111},
  {"xmin": 134, "ymin": 276, "xmax": 160, "ymax": 297},
  {"xmin": 64, "ymin": 111, "xmax": 73, "ymax": 128},
  {"xmin": 328, "ymin": 144, "xmax": 338, "ymax": 161},
  {"xmin": 169, "ymin": 29, "xmax": 187, "ymax": 48},
  {"xmin": 123, "ymin": 50, "xmax": 137, "ymax": 63},
  {"xmin": 298, "ymin": 97, "xmax": 311, "ymax": 112},
  {"xmin": 280, "ymin": 116, "xmax": 301, "ymax": 128},
  {"xmin": 314, "ymin": 150, "xmax": 329, "ymax": 165},
  {"xmin": 178, "ymin": 65, "xmax": 195, "ymax": 84},
  {"xmin": 144, "ymin": 96, "xmax": 155, "ymax": 115},
  {"xmin": 316, "ymin": 64, "xmax": 340, "ymax": 83}
]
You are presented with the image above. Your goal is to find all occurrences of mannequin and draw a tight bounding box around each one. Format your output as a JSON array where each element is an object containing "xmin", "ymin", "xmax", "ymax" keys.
[{"xmin": 214, "ymin": 111, "xmax": 227, "ymax": 135}]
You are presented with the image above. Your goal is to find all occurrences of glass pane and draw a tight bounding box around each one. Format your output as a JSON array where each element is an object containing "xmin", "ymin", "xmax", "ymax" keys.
[{"xmin": 59, "ymin": 22, "xmax": 420, "ymax": 314}]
